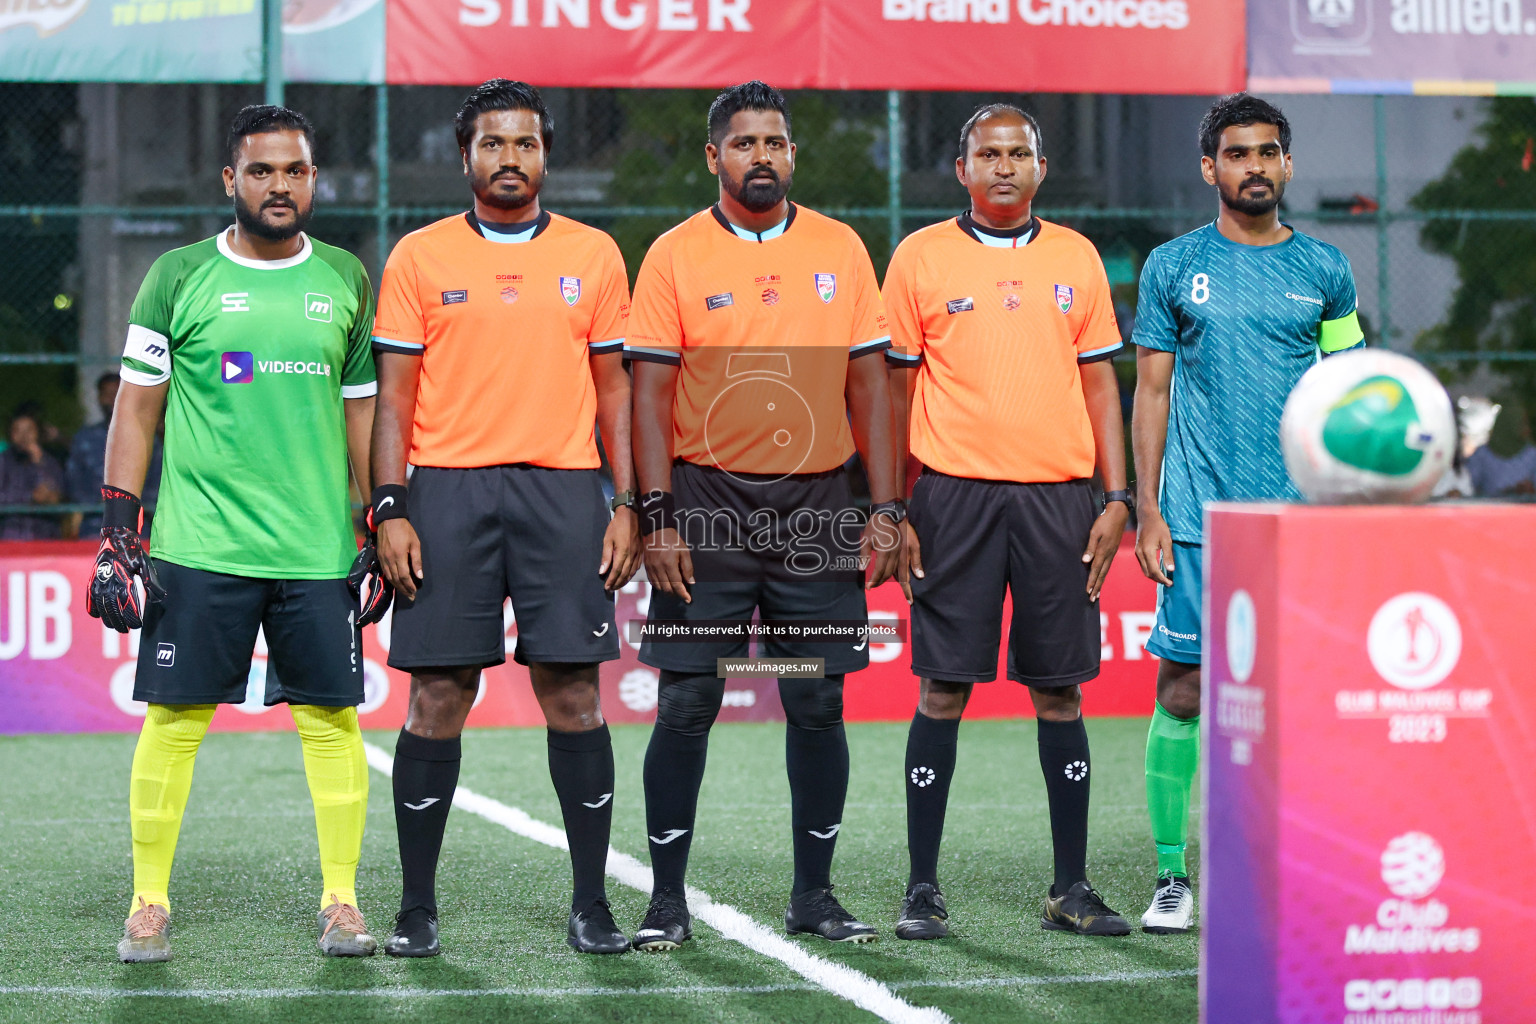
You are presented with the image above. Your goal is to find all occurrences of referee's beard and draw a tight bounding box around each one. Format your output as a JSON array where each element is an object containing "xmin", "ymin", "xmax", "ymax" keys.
[
  {"xmin": 234, "ymin": 193, "xmax": 314, "ymax": 242},
  {"xmin": 473, "ymin": 167, "xmax": 543, "ymax": 212},
  {"xmin": 721, "ymin": 166, "xmax": 792, "ymax": 215}
]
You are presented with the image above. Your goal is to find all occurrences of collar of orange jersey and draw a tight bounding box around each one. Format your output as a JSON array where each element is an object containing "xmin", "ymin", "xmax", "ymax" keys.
[
  {"xmin": 711, "ymin": 202, "xmax": 796, "ymax": 242},
  {"xmin": 957, "ymin": 211, "xmax": 1039, "ymax": 248},
  {"xmin": 465, "ymin": 208, "xmax": 551, "ymax": 242}
]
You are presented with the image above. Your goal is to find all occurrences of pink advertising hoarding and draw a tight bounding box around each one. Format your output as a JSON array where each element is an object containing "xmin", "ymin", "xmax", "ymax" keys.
[
  {"xmin": 1, "ymin": 537, "xmax": 1160, "ymax": 735},
  {"xmin": 1203, "ymin": 504, "xmax": 1536, "ymax": 1024}
]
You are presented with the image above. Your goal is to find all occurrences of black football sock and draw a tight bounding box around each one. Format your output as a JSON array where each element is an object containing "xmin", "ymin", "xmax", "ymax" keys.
[
  {"xmin": 785, "ymin": 717, "xmax": 849, "ymax": 896},
  {"xmin": 1037, "ymin": 715, "xmax": 1092, "ymax": 893},
  {"xmin": 904, "ymin": 710, "xmax": 960, "ymax": 889},
  {"xmin": 548, "ymin": 724, "xmax": 615, "ymax": 910},
  {"xmin": 392, "ymin": 729, "xmax": 461, "ymax": 915},
  {"xmin": 643, "ymin": 721, "xmax": 710, "ymax": 895}
]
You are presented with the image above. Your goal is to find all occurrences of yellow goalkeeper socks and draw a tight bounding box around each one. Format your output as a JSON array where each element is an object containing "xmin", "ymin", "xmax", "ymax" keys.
[
  {"xmin": 128, "ymin": 704, "xmax": 216, "ymax": 914},
  {"xmin": 292, "ymin": 704, "xmax": 368, "ymax": 909}
]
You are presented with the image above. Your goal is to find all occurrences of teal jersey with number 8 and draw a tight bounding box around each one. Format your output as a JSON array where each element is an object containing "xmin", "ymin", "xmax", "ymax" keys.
[
  {"xmin": 120, "ymin": 231, "xmax": 377, "ymax": 579},
  {"xmin": 1131, "ymin": 223, "xmax": 1362, "ymax": 544}
]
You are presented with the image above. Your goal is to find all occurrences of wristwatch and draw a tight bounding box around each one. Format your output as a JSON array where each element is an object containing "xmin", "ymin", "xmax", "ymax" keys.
[
  {"xmin": 1101, "ymin": 489, "xmax": 1133, "ymax": 512},
  {"xmin": 610, "ymin": 489, "xmax": 637, "ymax": 513},
  {"xmin": 870, "ymin": 499, "xmax": 907, "ymax": 524}
]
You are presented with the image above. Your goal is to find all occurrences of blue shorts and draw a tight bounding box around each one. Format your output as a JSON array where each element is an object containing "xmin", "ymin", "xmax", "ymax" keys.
[{"xmin": 1145, "ymin": 540, "xmax": 1201, "ymax": 665}]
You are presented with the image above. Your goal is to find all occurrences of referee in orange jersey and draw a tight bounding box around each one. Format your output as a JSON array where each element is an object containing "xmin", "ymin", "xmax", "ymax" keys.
[
  {"xmin": 369, "ymin": 81, "xmax": 640, "ymax": 957},
  {"xmin": 883, "ymin": 104, "xmax": 1132, "ymax": 940},
  {"xmin": 626, "ymin": 81, "xmax": 900, "ymax": 951}
]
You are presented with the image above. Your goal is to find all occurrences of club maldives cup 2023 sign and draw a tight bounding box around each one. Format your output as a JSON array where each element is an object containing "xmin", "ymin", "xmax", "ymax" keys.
[{"xmin": 385, "ymin": 0, "xmax": 1245, "ymax": 92}]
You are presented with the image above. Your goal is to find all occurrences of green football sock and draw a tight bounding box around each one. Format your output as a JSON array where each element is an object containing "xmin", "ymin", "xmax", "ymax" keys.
[{"xmin": 1145, "ymin": 701, "xmax": 1200, "ymax": 878}]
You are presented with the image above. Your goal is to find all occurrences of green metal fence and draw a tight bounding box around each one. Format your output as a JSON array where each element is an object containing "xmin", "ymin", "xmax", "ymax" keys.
[{"xmin": 2, "ymin": 84, "xmax": 1534, "ymax": 445}]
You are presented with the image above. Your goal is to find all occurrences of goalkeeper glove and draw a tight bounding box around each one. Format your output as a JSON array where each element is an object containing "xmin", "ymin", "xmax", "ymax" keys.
[
  {"xmin": 348, "ymin": 505, "xmax": 394, "ymax": 627},
  {"xmin": 87, "ymin": 486, "xmax": 165, "ymax": 633}
]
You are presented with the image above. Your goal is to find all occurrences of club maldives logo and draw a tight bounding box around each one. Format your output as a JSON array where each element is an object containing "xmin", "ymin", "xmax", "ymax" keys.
[
  {"xmin": 1380, "ymin": 831, "xmax": 1444, "ymax": 899},
  {"xmin": 814, "ymin": 273, "xmax": 836, "ymax": 303},
  {"xmin": 617, "ymin": 668, "xmax": 659, "ymax": 712},
  {"xmin": 1367, "ymin": 593, "xmax": 1461, "ymax": 690},
  {"xmin": 1344, "ymin": 831, "xmax": 1480, "ymax": 956},
  {"xmin": 1054, "ymin": 284, "xmax": 1074, "ymax": 313},
  {"xmin": 221, "ymin": 351, "xmax": 255, "ymax": 383},
  {"xmin": 0, "ymin": 0, "xmax": 89, "ymax": 37},
  {"xmin": 560, "ymin": 276, "xmax": 581, "ymax": 306}
]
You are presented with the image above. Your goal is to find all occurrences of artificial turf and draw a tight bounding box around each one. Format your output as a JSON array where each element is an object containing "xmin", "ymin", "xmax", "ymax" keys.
[{"xmin": 0, "ymin": 718, "xmax": 1200, "ymax": 1023}]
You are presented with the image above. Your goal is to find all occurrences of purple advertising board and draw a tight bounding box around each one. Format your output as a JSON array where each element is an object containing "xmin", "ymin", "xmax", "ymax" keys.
[{"xmin": 1249, "ymin": 0, "xmax": 1536, "ymax": 94}]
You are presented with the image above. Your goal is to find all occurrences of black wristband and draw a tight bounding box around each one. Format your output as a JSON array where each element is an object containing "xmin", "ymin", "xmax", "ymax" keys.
[
  {"xmin": 639, "ymin": 489, "xmax": 675, "ymax": 537},
  {"xmin": 101, "ymin": 485, "xmax": 141, "ymax": 532},
  {"xmin": 1102, "ymin": 489, "xmax": 1133, "ymax": 509},
  {"xmin": 371, "ymin": 484, "xmax": 409, "ymax": 527}
]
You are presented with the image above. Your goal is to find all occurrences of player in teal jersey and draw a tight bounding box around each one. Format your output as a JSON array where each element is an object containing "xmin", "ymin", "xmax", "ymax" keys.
[
  {"xmin": 1129, "ymin": 94, "xmax": 1364, "ymax": 934},
  {"xmin": 88, "ymin": 106, "xmax": 381, "ymax": 962}
]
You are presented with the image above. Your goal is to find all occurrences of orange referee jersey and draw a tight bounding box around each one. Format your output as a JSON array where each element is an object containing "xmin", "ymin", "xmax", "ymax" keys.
[
  {"xmin": 883, "ymin": 215, "xmax": 1122, "ymax": 484},
  {"xmin": 626, "ymin": 204, "xmax": 889, "ymax": 476},
  {"xmin": 372, "ymin": 211, "xmax": 629, "ymax": 469}
]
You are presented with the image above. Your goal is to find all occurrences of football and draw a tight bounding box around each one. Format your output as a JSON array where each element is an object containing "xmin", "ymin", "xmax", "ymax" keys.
[{"xmin": 1280, "ymin": 349, "xmax": 1455, "ymax": 504}]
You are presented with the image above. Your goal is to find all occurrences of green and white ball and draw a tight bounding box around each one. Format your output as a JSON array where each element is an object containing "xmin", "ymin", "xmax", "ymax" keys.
[{"xmin": 1280, "ymin": 350, "xmax": 1454, "ymax": 504}]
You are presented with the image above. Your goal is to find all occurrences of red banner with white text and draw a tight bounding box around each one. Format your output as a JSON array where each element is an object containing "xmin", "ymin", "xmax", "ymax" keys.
[
  {"xmin": 0, "ymin": 537, "xmax": 1159, "ymax": 734},
  {"xmin": 385, "ymin": 0, "xmax": 1244, "ymax": 93}
]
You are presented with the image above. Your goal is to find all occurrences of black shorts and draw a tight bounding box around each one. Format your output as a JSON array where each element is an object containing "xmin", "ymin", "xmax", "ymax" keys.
[
  {"xmin": 133, "ymin": 559, "xmax": 363, "ymax": 707},
  {"xmin": 639, "ymin": 461, "xmax": 869, "ymax": 676},
  {"xmin": 908, "ymin": 471, "xmax": 1100, "ymax": 687},
  {"xmin": 388, "ymin": 465, "xmax": 620, "ymax": 670}
]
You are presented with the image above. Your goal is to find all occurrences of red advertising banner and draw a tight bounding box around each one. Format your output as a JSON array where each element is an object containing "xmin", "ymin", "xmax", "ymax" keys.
[
  {"xmin": 384, "ymin": 0, "xmax": 1244, "ymax": 92},
  {"xmin": 822, "ymin": 0, "xmax": 1245, "ymax": 93},
  {"xmin": 1203, "ymin": 504, "xmax": 1536, "ymax": 1023},
  {"xmin": 0, "ymin": 537, "xmax": 1157, "ymax": 735}
]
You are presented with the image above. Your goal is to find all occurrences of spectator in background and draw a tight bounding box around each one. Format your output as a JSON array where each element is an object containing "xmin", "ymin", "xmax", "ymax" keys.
[
  {"xmin": 0, "ymin": 408, "xmax": 66, "ymax": 539},
  {"xmin": 1457, "ymin": 397, "xmax": 1536, "ymax": 497},
  {"xmin": 67, "ymin": 373, "xmax": 164, "ymax": 536},
  {"xmin": 15, "ymin": 400, "xmax": 70, "ymax": 467}
]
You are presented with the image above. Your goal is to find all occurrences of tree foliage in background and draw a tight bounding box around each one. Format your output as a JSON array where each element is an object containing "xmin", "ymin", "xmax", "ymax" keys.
[
  {"xmin": 604, "ymin": 90, "xmax": 887, "ymax": 282},
  {"xmin": 1413, "ymin": 97, "xmax": 1536, "ymax": 447}
]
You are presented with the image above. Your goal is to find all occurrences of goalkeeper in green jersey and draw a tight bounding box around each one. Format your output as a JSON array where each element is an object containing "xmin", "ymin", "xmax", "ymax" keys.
[{"xmin": 90, "ymin": 106, "xmax": 381, "ymax": 963}]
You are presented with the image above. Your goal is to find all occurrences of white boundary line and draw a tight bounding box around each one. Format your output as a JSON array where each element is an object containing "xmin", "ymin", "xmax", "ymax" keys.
[
  {"xmin": 361, "ymin": 742, "xmax": 951, "ymax": 1024},
  {"xmin": 0, "ymin": 970, "xmax": 1197, "ymax": 1000}
]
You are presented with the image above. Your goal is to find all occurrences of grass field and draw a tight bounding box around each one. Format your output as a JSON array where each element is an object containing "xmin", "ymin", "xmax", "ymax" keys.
[{"xmin": 0, "ymin": 718, "xmax": 1201, "ymax": 1024}]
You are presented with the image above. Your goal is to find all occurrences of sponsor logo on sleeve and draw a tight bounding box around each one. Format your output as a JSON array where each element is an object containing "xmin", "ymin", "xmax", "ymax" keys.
[
  {"xmin": 706, "ymin": 292, "xmax": 735, "ymax": 311},
  {"xmin": 304, "ymin": 293, "xmax": 333, "ymax": 322},
  {"xmin": 946, "ymin": 297, "xmax": 974, "ymax": 315},
  {"xmin": 441, "ymin": 290, "xmax": 468, "ymax": 305}
]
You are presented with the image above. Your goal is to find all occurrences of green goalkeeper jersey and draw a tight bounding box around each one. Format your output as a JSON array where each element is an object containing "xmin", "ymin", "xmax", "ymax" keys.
[{"xmin": 120, "ymin": 229, "xmax": 376, "ymax": 579}]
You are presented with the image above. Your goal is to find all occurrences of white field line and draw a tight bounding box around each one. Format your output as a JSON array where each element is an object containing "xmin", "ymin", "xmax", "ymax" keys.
[
  {"xmin": 360, "ymin": 742, "xmax": 951, "ymax": 1024},
  {"xmin": 0, "ymin": 971, "xmax": 1198, "ymax": 1000}
]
